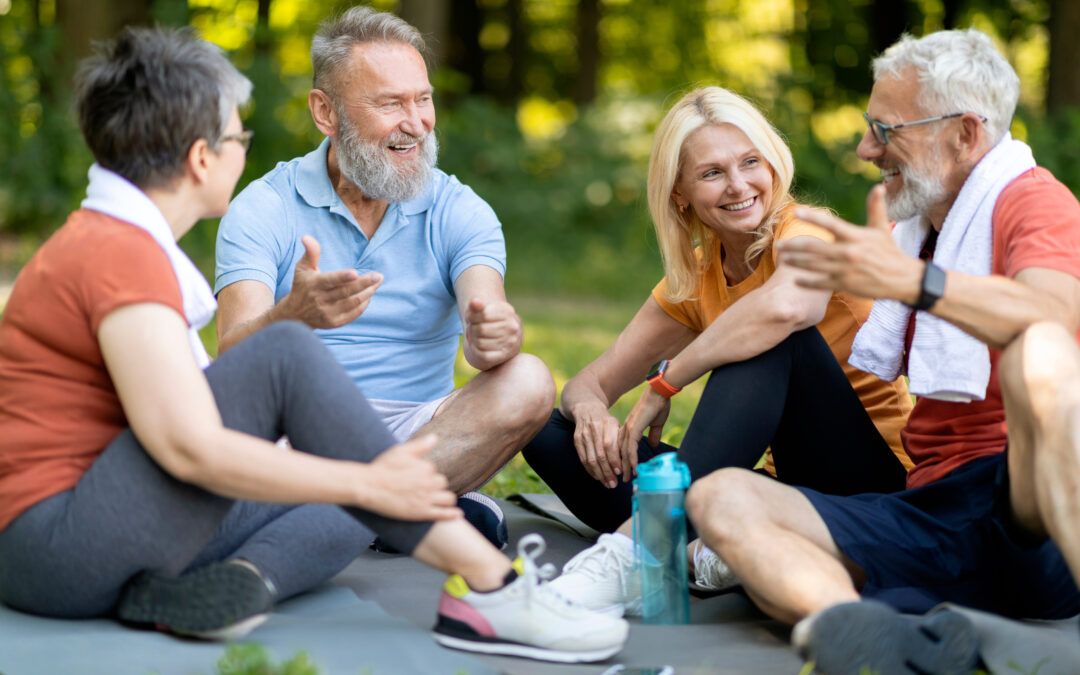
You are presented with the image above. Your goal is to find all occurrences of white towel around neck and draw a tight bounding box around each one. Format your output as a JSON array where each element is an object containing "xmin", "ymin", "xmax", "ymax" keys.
[
  {"xmin": 849, "ymin": 133, "xmax": 1036, "ymax": 402},
  {"xmin": 81, "ymin": 164, "xmax": 216, "ymax": 369}
]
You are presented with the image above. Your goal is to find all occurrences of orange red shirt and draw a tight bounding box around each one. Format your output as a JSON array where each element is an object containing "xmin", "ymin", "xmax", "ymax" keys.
[
  {"xmin": 0, "ymin": 210, "xmax": 183, "ymax": 531},
  {"xmin": 903, "ymin": 167, "xmax": 1080, "ymax": 488}
]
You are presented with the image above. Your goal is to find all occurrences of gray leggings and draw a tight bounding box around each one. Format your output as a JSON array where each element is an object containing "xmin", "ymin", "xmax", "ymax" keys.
[{"xmin": 0, "ymin": 322, "xmax": 433, "ymax": 618}]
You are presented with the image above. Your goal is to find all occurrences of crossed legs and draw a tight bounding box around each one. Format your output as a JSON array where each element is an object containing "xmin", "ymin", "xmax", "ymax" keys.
[
  {"xmin": 419, "ymin": 353, "xmax": 555, "ymax": 494},
  {"xmin": 686, "ymin": 321, "xmax": 1080, "ymax": 628}
]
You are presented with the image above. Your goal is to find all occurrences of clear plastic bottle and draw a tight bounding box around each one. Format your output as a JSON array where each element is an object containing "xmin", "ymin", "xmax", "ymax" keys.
[{"xmin": 632, "ymin": 451, "xmax": 691, "ymax": 625}]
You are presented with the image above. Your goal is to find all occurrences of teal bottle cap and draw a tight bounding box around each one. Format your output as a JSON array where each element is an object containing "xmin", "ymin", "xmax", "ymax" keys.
[{"xmin": 634, "ymin": 451, "xmax": 691, "ymax": 491}]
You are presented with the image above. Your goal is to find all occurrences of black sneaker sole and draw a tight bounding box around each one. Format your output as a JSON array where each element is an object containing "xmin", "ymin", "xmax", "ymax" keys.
[
  {"xmin": 433, "ymin": 630, "xmax": 623, "ymax": 663},
  {"xmin": 117, "ymin": 562, "xmax": 273, "ymax": 640},
  {"xmin": 794, "ymin": 601, "xmax": 981, "ymax": 675}
]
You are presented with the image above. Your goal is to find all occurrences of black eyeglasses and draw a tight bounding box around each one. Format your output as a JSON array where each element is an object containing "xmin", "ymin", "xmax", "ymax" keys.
[
  {"xmin": 862, "ymin": 112, "xmax": 987, "ymax": 145},
  {"xmin": 219, "ymin": 129, "xmax": 254, "ymax": 153}
]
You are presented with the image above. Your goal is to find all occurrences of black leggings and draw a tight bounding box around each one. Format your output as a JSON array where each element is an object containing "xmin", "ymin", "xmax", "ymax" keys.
[{"xmin": 523, "ymin": 328, "xmax": 907, "ymax": 533}]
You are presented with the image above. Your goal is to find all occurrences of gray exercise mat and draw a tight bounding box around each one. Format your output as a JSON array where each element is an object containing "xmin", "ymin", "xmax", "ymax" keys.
[
  {"xmin": 0, "ymin": 585, "xmax": 493, "ymax": 675},
  {"xmin": 941, "ymin": 604, "xmax": 1080, "ymax": 675},
  {"xmin": 336, "ymin": 496, "xmax": 803, "ymax": 674}
]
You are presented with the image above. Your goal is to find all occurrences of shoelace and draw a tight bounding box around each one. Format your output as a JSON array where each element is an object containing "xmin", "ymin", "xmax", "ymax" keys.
[
  {"xmin": 690, "ymin": 539, "xmax": 736, "ymax": 589},
  {"xmin": 518, "ymin": 533, "xmax": 586, "ymax": 613},
  {"xmin": 561, "ymin": 534, "xmax": 636, "ymax": 598}
]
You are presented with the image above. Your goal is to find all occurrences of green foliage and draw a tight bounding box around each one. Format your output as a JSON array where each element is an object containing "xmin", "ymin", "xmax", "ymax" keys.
[
  {"xmin": 437, "ymin": 96, "xmax": 662, "ymax": 301},
  {"xmin": 0, "ymin": 16, "xmax": 91, "ymax": 237},
  {"xmin": 216, "ymin": 643, "xmax": 320, "ymax": 675},
  {"xmin": 1024, "ymin": 107, "xmax": 1080, "ymax": 193}
]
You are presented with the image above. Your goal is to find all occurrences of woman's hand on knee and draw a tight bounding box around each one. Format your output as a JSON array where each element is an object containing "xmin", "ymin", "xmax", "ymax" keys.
[
  {"xmin": 571, "ymin": 402, "xmax": 622, "ymax": 488},
  {"xmin": 360, "ymin": 434, "xmax": 462, "ymax": 522},
  {"xmin": 618, "ymin": 390, "xmax": 671, "ymax": 480}
]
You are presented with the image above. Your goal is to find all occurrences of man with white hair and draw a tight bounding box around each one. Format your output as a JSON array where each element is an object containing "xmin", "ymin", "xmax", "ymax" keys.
[
  {"xmin": 685, "ymin": 29, "xmax": 1080, "ymax": 672},
  {"xmin": 214, "ymin": 6, "xmax": 554, "ymax": 550}
]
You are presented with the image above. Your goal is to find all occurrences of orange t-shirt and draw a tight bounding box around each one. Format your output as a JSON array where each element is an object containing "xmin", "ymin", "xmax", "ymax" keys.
[
  {"xmin": 904, "ymin": 167, "xmax": 1080, "ymax": 488},
  {"xmin": 0, "ymin": 210, "xmax": 184, "ymax": 531},
  {"xmin": 652, "ymin": 207, "xmax": 913, "ymax": 470}
]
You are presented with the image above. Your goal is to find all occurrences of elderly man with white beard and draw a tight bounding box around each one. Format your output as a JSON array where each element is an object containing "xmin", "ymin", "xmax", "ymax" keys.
[
  {"xmin": 682, "ymin": 29, "xmax": 1080, "ymax": 674},
  {"xmin": 214, "ymin": 6, "xmax": 554, "ymax": 550}
]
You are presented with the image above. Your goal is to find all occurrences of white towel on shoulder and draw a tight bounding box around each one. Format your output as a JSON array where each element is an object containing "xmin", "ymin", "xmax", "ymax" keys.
[
  {"xmin": 849, "ymin": 133, "xmax": 1036, "ymax": 402},
  {"xmin": 81, "ymin": 164, "xmax": 216, "ymax": 368}
]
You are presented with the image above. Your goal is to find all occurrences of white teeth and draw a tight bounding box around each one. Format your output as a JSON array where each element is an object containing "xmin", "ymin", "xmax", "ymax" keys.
[
  {"xmin": 389, "ymin": 143, "xmax": 417, "ymax": 151},
  {"xmin": 721, "ymin": 197, "xmax": 755, "ymax": 211}
]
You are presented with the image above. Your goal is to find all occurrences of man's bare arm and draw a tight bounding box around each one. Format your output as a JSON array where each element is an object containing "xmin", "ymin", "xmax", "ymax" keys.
[{"xmin": 217, "ymin": 235, "xmax": 382, "ymax": 352}]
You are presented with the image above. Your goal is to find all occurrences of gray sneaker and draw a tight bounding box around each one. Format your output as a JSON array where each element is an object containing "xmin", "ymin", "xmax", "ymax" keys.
[{"xmin": 792, "ymin": 600, "xmax": 980, "ymax": 674}]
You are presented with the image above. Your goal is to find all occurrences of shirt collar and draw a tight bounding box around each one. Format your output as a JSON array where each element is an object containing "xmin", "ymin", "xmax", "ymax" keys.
[{"xmin": 295, "ymin": 137, "xmax": 337, "ymax": 209}]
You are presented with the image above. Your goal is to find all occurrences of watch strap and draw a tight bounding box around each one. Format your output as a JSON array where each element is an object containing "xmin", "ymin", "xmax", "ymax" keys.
[
  {"xmin": 646, "ymin": 359, "xmax": 682, "ymax": 398},
  {"xmin": 913, "ymin": 261, "xmax": 946, "ymax": 311}
]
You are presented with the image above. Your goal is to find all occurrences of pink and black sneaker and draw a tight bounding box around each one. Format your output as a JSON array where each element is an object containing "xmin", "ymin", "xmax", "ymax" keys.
[{"xmin": 433, "ymin": 534, "xmax": 629, "ymax": 663}]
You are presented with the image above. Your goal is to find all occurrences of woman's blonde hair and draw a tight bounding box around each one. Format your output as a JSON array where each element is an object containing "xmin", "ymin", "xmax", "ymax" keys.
[{"xmin": 648, "ymin": 86, "xmax": 795, "ymax": 303}]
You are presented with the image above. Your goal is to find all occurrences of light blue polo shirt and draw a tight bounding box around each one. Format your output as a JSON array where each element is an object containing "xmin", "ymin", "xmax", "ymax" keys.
[{"xmin": 214, "ymin": 138, "xmax": 506, "ymax": 403}]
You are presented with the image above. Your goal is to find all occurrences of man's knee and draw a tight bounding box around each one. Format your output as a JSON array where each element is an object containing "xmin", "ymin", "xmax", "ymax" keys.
[
  {"xmin": 687, "ymin": 468, "xmax": 764, "ymax": 546},
  {"xmin": 488, "ymin": 352, "xmax": 556, "ymax": 428}
]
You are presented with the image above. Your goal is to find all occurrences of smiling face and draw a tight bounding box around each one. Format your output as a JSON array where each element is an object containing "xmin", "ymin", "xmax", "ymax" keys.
[
  {"xmin": 673, "ymin": 124, "xmax": 775, "ymax": 241},
  {"xmin": 857, "ymin": 70, "xmax": 954, "ymax": 222},
  {"xmin": 330, "ymin": 41, "xmax": 437, "ymax": 201}
]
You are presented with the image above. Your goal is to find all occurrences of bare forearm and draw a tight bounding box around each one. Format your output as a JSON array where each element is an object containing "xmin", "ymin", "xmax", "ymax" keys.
[
  {"xmin": 173, "ymin": 428, "xmax": 372, "ymax": 508},
  {"xmin": 932, "ymin": 272, "xmax": 1079, "ymax": 350},
  {"xmin": 666, "ymin": 292, "xmax": 817, "ymax": 388},
  {"xmin": 560, "ymin": 371, "xmax": 620, "ymax": 421},
  {"xmin": 219, "ymin": 302, "xmax": 290, "ymax": 353}
]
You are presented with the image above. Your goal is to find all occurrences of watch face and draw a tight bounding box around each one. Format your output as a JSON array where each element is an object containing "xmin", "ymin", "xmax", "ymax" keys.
[{"xmin": 646, "ymin": 360, "xmax": 667, "ymax": 380}]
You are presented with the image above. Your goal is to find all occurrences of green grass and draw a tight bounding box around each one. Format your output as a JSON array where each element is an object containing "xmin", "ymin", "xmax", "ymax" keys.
[{"xmin": 469, "ymin": 293, "xmax": 706, "ymax": 498}]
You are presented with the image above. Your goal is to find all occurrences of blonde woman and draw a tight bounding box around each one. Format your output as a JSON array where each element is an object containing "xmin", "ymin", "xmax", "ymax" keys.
[{"xmin": 524, "ymin": 86, "xmax": 912, "ymax": 615}]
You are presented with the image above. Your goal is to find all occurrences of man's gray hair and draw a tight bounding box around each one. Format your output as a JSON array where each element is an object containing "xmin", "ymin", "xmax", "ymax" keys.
[
  {"xmin": 311, "ymin": 6, "xmax": 427, "ymax": 95},
  {"xmin": 75, "ymin": 26, "xmax": 252, "ymax": 189},
  {"xmin": 873, "ymin": 29, "xmax": 1020, "ymax": 144}
]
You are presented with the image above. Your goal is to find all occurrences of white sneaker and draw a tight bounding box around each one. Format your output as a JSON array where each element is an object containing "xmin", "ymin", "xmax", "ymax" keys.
[
  {"xmin": 688, "ymin": 539, "xmax": 740, "ymax": 592},
  {"xmin": 547, "ymin": 533, "xmax": 641, "ymax": 618},
  {"xmin": 432, "ymin": 534, "xmax": 629, "ymax": 663}
]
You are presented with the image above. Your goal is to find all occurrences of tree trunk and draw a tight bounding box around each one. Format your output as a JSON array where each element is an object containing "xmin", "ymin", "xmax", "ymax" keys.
[
  {"xmin": 504, "ymin": 0, "xmax": 525, "ymax": 104},
  {"xmin": 1047, "ymin": 0, "xmax": 1080, "ymax": 113},
  {"xmin": 399, "ymin": 0, "xmax": 450, "ymax": 66},
  {"xmin": 869, "ymin": 0, "xmax": 907, "ymax": 57},
  {"xmin": 574, "ymin": 0, "xmax": 601, "ymax": 106},
  {"xmin": 448, "ymin": 0, "xmax": 486, "ymax": 95},
  {"xmin": 57, "ymin": 0, "xmax": 152, "ymax": 65},
  {"xmin": 941, "ymin": 0, "xmax": 963, "ymax": 29}
]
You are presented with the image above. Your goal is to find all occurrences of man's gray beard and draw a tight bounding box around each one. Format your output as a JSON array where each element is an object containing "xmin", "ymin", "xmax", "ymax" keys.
[
  {"xmin": 885, "ymin": 148, "xmax": 948, "ymax": 222},
  {"xmin": 335, "ymin": 115, "xmax": 438, "ymax": 203}
]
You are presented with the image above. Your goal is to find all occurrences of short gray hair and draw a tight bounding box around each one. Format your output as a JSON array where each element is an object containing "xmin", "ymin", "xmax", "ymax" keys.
[
  {"xmin": 873, "ymin": 29, "xmax": 1019, "ymax": 144},
  {"xmin": 75, "ymin": 26, "xmax": 252, "ymax": 189},
  {"xmin": 311, "ymin": 6, "xmax": 427, "ymax": 95}
]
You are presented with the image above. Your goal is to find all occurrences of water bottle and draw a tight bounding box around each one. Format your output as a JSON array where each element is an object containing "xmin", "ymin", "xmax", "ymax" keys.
[{"xmin": 632, "ymin": 451, "xmax": 691, "ymax": 625}]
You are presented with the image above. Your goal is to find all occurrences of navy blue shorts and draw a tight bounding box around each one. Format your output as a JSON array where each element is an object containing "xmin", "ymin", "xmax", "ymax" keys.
[{"xmin": 799, "ymin": 453, "xmax": 1080, "ymax": 619}]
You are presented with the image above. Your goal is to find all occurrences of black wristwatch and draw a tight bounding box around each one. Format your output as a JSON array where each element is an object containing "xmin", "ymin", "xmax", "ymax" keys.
[{"xmin": 912, "ymin": 261, "xmax": 946, "ymax": 311}]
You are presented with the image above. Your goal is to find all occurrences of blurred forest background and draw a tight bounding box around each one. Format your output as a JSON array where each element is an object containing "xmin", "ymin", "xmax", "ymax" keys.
[{"xmin": 2, "ymin": 0, "xmax": 1079, "ymax": 493}]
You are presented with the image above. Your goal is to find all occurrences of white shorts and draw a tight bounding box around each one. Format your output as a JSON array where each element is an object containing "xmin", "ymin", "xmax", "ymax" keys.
[{"xmin": 368, "ymin": 394, "xmax": 454, "ymax": 443}]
